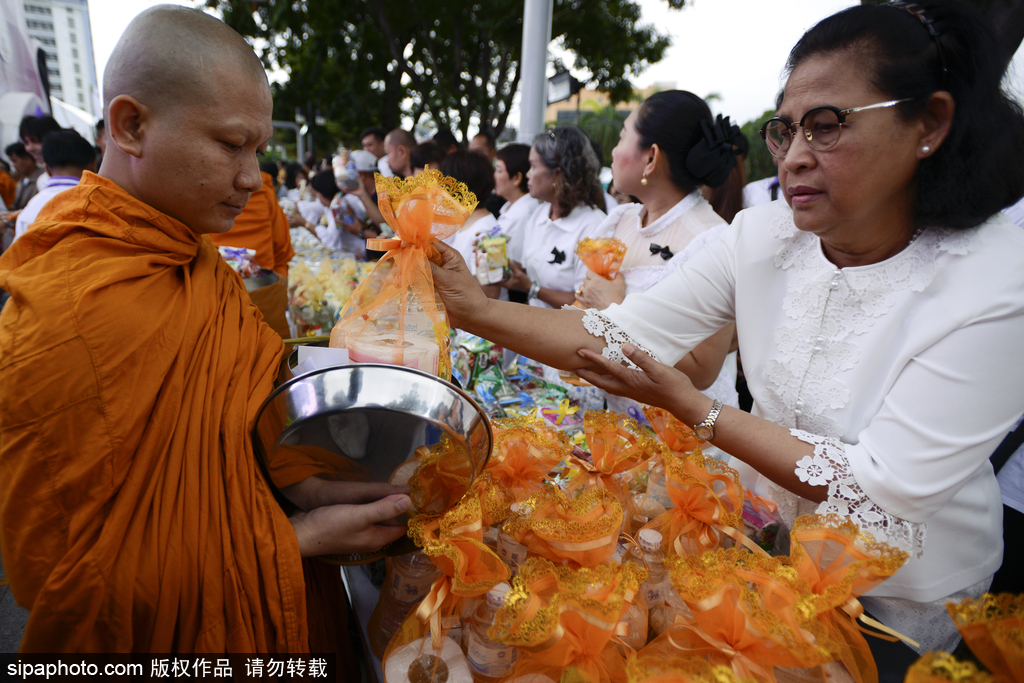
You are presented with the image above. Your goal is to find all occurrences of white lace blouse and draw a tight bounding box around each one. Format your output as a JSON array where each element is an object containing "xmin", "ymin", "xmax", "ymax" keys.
[{"xmin": 584, "ymin": 200, "xmax": 1024, "ymax": 649}]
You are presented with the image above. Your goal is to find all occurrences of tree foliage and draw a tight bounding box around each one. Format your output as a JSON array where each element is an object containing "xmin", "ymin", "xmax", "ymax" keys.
[
  {"xmin": 208, "ymin": 0, "xmax": 680, "ymax": 151},
  {"xmin": 740, "ymin": 108, "xmax": 777, "ymax": 184}
]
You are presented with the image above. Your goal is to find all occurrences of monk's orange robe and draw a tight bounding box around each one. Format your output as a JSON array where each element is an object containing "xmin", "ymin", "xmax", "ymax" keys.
[
  {"xmin": 0, "ymin": 171, "xmax": 307, "ymax": 652},
  {"xmin": 0, "ymin": 170, "xmax": 15, "ymax": 209},
  {"xmin": 209, "ymin": 171, "xmax": 294, "ymax": 279}
]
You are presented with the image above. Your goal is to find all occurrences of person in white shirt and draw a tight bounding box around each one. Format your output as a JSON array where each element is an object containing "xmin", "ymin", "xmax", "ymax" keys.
[
  {"xmin": 439, "ymin": 151, "xmax": 502, "ymax": 298},
  {"xmin": 425, "ymin": 0, "xmax": 1024, "ymax": 669},
  {"xmin": 305, "ymin": 170, "xmax": 367, "ymax": 256},
  {"xmin": 18, "ymin": 115, "xmax": 62, "ymax": 193},
  {"xmin": 492, "ymin": 143, "xmax": 540, "ymax": 264},
  {"xmin": 576, "ymin": 91, "xmax": 744, "ymax": 416},
  {"xmin": 15, "ymin": 130, "xmax": 96, "ymax": 240},
  {"xmin": 501, "ymin": 126, "xmax": 608, "ymax": 308}
]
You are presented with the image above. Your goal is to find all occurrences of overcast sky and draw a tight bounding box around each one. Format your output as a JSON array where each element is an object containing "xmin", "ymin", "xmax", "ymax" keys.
[{"xmin": 88, "ymin": 0, "xmax": 1024, "ymax": 129}]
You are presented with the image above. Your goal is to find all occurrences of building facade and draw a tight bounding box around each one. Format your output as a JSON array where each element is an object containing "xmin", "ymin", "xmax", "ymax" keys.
[{"xmin": 23, "ymin": 0, "xmax": 98, "ymax": 116}]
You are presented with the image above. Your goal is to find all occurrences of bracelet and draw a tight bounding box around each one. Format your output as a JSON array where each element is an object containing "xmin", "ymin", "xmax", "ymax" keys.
[{"xmin": 527, "ymin": 281, "xmax": 541, "ymax": 300}]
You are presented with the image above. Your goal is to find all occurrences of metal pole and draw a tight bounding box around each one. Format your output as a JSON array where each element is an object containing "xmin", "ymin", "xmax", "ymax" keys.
[
  {"xmin": 273, "ymin": 121, "xmax": 305, "ymax": 162},
  {"xmin": 518, "ymin": 0, "xmax": 553, "ymax": 144}
]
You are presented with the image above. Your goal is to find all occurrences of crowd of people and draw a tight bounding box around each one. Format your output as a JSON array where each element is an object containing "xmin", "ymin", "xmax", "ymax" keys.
[{"xmin": 0, "ymin": 1, "xmax": 1021, "ymax": 679}]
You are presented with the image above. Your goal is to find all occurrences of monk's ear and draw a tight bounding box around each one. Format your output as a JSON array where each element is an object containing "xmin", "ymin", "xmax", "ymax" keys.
[{"xmin": 106, "ymin": 94, "xmax": 149, "ymax": 159}]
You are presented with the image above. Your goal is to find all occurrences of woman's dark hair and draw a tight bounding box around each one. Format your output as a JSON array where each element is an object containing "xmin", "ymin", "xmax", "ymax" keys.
[
  {"xmin": 706, "ymin": 154, "xmax": 748, "ymax": 224},
  {"xmin": 310, "ymin": 170, "xmax": 339, "ymax": 200},
  {"xmin": 284, "ymin": 162, "xmax": 304, "ymax": 190},
  {"xmin": 786, "ymin": 0, "xmax": 1024, "ymax": 229},
  {"xmin": 259, "ymin": 160, "xmax": 279, "ymax": 183},
  {"xmin": 495, "ymin": 143, "xmax": 530, "ymax": 194},
  {"xmin": 41, "ymin": 130, "xmax": 95, "ymax": 170},
  {"xmin": 410, "ymin": 140, "xmax": 446, "ymax": 172},
  {"xmin": 532, "ymin": 126, "xmax": 606, "ymax": 215},
  {"xmin": 632, "ymin": 90, "xmax": 739, "ymax": 193},
  {"xmin": 440, "ymin": 150, "xmax": 495, "ymax": 203}
]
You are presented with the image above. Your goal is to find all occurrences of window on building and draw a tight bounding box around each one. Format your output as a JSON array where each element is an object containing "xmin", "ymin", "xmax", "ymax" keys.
[
  {"xmin": 69, "ymin": 33, "xmax": 76, "ymax": 44},
  {"xmin": 73, "ymin": 63, "xmax": 80, "ymax": 73},
  {"xmin": 78, "ymin": 93, "xmax": 84, "ymax": 104},
  {"xmin": 26, "ymin": 20, "xmax": 54, "ymax": 31},
  {"xmin": 47, "ymin": 68, "xmax": 59, "ymax": 77},
  {"xmin": 76, "ymin": 77, "xmax": 82, "ymax": 88},
  {"xmin": 68, "ymin": 17, "xmax": 74, "ymax": 28},
  {"xmin": 71, "ymin": 48, "xmax": 78, "ymax": 58}
]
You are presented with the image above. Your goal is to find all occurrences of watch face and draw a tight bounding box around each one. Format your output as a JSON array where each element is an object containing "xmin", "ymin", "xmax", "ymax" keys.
[{"xmin": 694, "ymin": 425, "xmax": 713, "ymax": 441}]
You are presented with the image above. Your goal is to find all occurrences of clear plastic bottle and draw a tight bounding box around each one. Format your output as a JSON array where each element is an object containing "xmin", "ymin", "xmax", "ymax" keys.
[
  {"xmin": 368, "ymin": 551, "xmax": 442, "ymax": 657},
  {"xmin": 497, "ymin": 503, "xmax": 530, "ymax": 577},
  {"xmin": 462, "ymin": 582, "xmax": 518, "ymax": 682},
  {"xmin": 631, "ymin": 529, "xmax": 668, "ymax": 609},
  {"xmin": 645, "ymin": 462, "xmax": 674, "ymax": 509}
]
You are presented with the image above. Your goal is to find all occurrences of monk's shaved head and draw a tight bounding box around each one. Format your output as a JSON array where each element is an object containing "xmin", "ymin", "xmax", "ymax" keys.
[{"xmin": 103, "ymin": 5, "xmax": 268, "ymax": 113}]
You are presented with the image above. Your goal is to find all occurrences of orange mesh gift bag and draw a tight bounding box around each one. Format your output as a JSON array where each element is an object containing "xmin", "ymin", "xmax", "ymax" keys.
[
  {"xmin": 569, "ymin": 411, "xmax": 660, "ymax": 505},
  {"xmin": 507, "ymin": 487, "xmax": 624, "ymax": 569},
  {"xmin": 487, "ymin": 416, "xmax": 572, "ymax": 503},
  {"xmin": 654, "ymin": 549, "xmax": 839, "ymax": 682},
  {"xmin": 489, "ymin": 557, "xmax": 646, "ymax": 683},
  {"xmin": 571, "ymin": 237, "xmax": 628, "ymax": 308},
  {"xmin": 644, "ymin": 407, "xmax": 705, "ymax": 455},
  {"xmin": 405, "ymin": 438, "xmax": 475, "ymax": 515},
  {"xmin": 639, "ymin": 445, "xmax": 748, "ymax": 557},
  {"xmin": 382, "ymin": 496, "xmax": 511, "ymax": 681},
  {"xmin": 626, "ymin": 654, "xmax": 758, "ymax": 683},
  {"xmin": 330, "ymin": 169, "xmax": 477, "ymax": 378},
  {"xmin": 903, "ymin": 652, "xmax": 998, "ymax": 683},
  {"xmin": 781, "ymin": 514, "xmax": 909, "ymax": 683},
  {"xmin": 946, "ymin": 593, "xmax": 1024, "ymax": 683}
]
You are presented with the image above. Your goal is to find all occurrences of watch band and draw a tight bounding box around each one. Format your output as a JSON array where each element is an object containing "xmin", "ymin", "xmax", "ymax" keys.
[
  {"xmin": 693, "ymin": 399, "xmax": 723, "ymax": 441},
  {"xmin": 527, "ymin": 281, "xmax": 541, "ymax": 300}
]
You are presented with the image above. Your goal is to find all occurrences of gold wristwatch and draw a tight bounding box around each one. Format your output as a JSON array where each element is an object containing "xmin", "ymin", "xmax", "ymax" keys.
[{"xmin": 693, "ymin": 399, "xmax": 723, "ymax": 441}]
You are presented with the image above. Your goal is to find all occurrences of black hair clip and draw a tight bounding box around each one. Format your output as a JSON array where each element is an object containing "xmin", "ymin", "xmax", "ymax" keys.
[
  {"xmin": 685, "ymin": 114, "xmax": 740, "ymax": 188},
  {"xmin": 649, "ymin": 243, "xmax": 674, "ymax": 260}
]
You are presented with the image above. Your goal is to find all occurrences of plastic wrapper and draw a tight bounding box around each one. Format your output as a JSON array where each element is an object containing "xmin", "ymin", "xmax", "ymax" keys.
[
  {"xmin": 475, "ymin": 230, "xmax": 512, "ymax": 285},
  {"xmin": 218, "ymin": 246, "xmax": 261, "ymax": 278},
  {"xmin": 566, "ymin": 411, "xmax": 661, "ymax": 505},
  {"xmin": 485, "ymin": 416, "xmax": 572, "ymax": 504},
  {"xmin": 489, "ymin": 558, "xmax": 646, "ymax": 683},
  {"xmin": 946, "ymin": 593, "xmax": 1024, "ymax": 683},
  {"xmin": 644, "ymin": 407, "xmax": 705, "ymax": 455},
  {"xmin": 626, "ymin": 654, "xmax": 758, "ymax": 683},
  {"xmin": 572, "ymin": 237, "xmax": 628, "ymax": 307},
  {"xmin": 742, "ymin": 491, "xmax": 784, "ymax": 554},
  {"xmin": 331, "ymin": 169, "xmax": 476, "ymax": 378}
]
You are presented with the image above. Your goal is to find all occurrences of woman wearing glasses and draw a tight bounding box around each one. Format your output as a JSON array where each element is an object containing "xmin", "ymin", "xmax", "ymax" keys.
[{"xmin": 429, "ymin": 0, "xmax": 1024, "ymax": 670}]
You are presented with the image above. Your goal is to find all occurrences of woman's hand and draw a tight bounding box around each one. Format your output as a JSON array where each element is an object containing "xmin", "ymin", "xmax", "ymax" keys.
[
  {"xmin": 428, "ymin": 241, "xmax": 492, "ymax": 330},
  {"xmin": 499, "ymin": 260, "xmax": 532, "ymax": 293},
  {"xmin": 289, "ymin": 493, "xmax": 412, "ymax": 557},
  {"xmin": 287, "ymin": 210, "xmax": 306, "ymax": 228},
  {"xmin": 575, "ymin": 344, "xmax": 702, "ymax": 417},
  {"xmin": 577, "ymin": 271, "xmax": 626, "ymax": 310}
]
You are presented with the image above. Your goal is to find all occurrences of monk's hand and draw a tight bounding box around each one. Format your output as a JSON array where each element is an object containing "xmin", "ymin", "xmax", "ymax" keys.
[
  {"xmin": 576, "ymin": 271, "xmax": 625, "ymax": 310},
  {"xmin": 281, "ymin": 477, "xmax": 409, "ymax": 512},
  {"xmin": 428, "ymin": 241, "xmax": 489, "ymax": 330},
  {"xmin": 575, "ymin": 343, "xmax": 695, "ymax": 414},
  {"xmin": 290, "ymin": 493, "xmax": 412, "ymax": 557}
]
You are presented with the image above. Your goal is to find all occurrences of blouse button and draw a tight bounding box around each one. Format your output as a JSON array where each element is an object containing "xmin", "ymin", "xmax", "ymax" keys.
[
  {"xmin": 830, "ymin": 280, "xmax": 840, "ymax": 289},
  {"xmin": 813, "ymin": 345, "xmax": 822, "ymax": 353},
  {"xmin": 794, "ymin": 409, "xmax": 803, "ymax": 417},
  {"xmin": 816, "ymin": 336, "xmax": 825, "ymax": 344},
  {"xmin": 795, "ymin": 399, "xmax": 804, "ymax": 408}
]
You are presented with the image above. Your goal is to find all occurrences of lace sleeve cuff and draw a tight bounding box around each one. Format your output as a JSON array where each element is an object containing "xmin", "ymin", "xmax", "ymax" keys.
[
  {"xmin": 791, "ymin": 429, "xmax": 926, "ymax": 557},
  {"xmin": 574, "ymin": 307, "xmax": 661, "ymax": 367}
]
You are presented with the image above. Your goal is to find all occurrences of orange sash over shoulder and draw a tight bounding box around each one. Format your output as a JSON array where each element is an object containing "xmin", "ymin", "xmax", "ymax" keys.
[{"xmin": 0, "ymin": 172, "xmax": 307, "ymax": 653}]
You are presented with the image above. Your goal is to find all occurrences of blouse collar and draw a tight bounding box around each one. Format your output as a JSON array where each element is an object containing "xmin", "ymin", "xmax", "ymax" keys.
[{"xmin": 635, "ymin": 189, "xmax": 703, "ymax": 238}]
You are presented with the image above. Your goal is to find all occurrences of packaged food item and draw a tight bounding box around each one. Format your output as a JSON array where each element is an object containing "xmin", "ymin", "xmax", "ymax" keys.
[
  {"xmin": 368, "ymin": 551, "xmax": 443, "ymax": 658},
  {"xmin": 217, "ymin": 246, "xmax": 261, "ymax": 278},
  {"xmin": 572, "ymin": 237, "xmax": 628, "ymax": 307},
  {"xmin": 474, "ymin": 230, "xmax": 511, "ymax": 285}
]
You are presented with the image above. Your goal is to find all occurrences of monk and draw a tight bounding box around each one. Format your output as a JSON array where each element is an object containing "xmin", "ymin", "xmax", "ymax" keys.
[
  {"xmin": 208, "ymin": 167, "xmax": 294, "ymax": 338},
  {"xmin": 0, "ymin": 5, "xmax": 409, "ymax": 655}
]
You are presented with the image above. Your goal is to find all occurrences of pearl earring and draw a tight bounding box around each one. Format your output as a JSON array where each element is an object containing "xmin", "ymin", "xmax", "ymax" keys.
[
  {"xmin": 641, "ymin": 173, "xmax": 648, "ymax": 186},
  {"xmin": 921, "ymin": 145, "xmax": 931, "ymax": 155}
]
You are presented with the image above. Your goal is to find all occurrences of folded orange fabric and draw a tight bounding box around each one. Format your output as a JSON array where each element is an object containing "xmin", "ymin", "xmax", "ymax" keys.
[
  {"xmin": 0, "ymin": 172, "xmax": 306, "ymax": 652},
  {"xmin": 209, "ymin": 171, "xmax": 294, "ymax": 278}
]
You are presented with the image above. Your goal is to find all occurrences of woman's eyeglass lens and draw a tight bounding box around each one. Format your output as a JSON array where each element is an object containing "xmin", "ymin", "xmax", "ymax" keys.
[{"xmin": 759, "ymin": 99, "xmax": 911, "ymax": 157}]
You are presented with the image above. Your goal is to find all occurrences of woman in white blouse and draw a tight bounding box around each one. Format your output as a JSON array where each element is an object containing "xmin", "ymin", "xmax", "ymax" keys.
[
  {"xmin": 493, "ymin": 143, "xmax": 540, "ymax": 265},
  {"xmin": 500, "ymin": 126, "xmax": 608, "ymax": 308},
  {"xmin": 577, "ymin": 91, "xmax": 744, "ymax": 408},
  {"xmin": 439, "ymin": 151, "xmax": 501, "ymax": 299},
  {"xmin": 427, "ymin": 0, "xmax": 1024, "ymax": 669}
]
